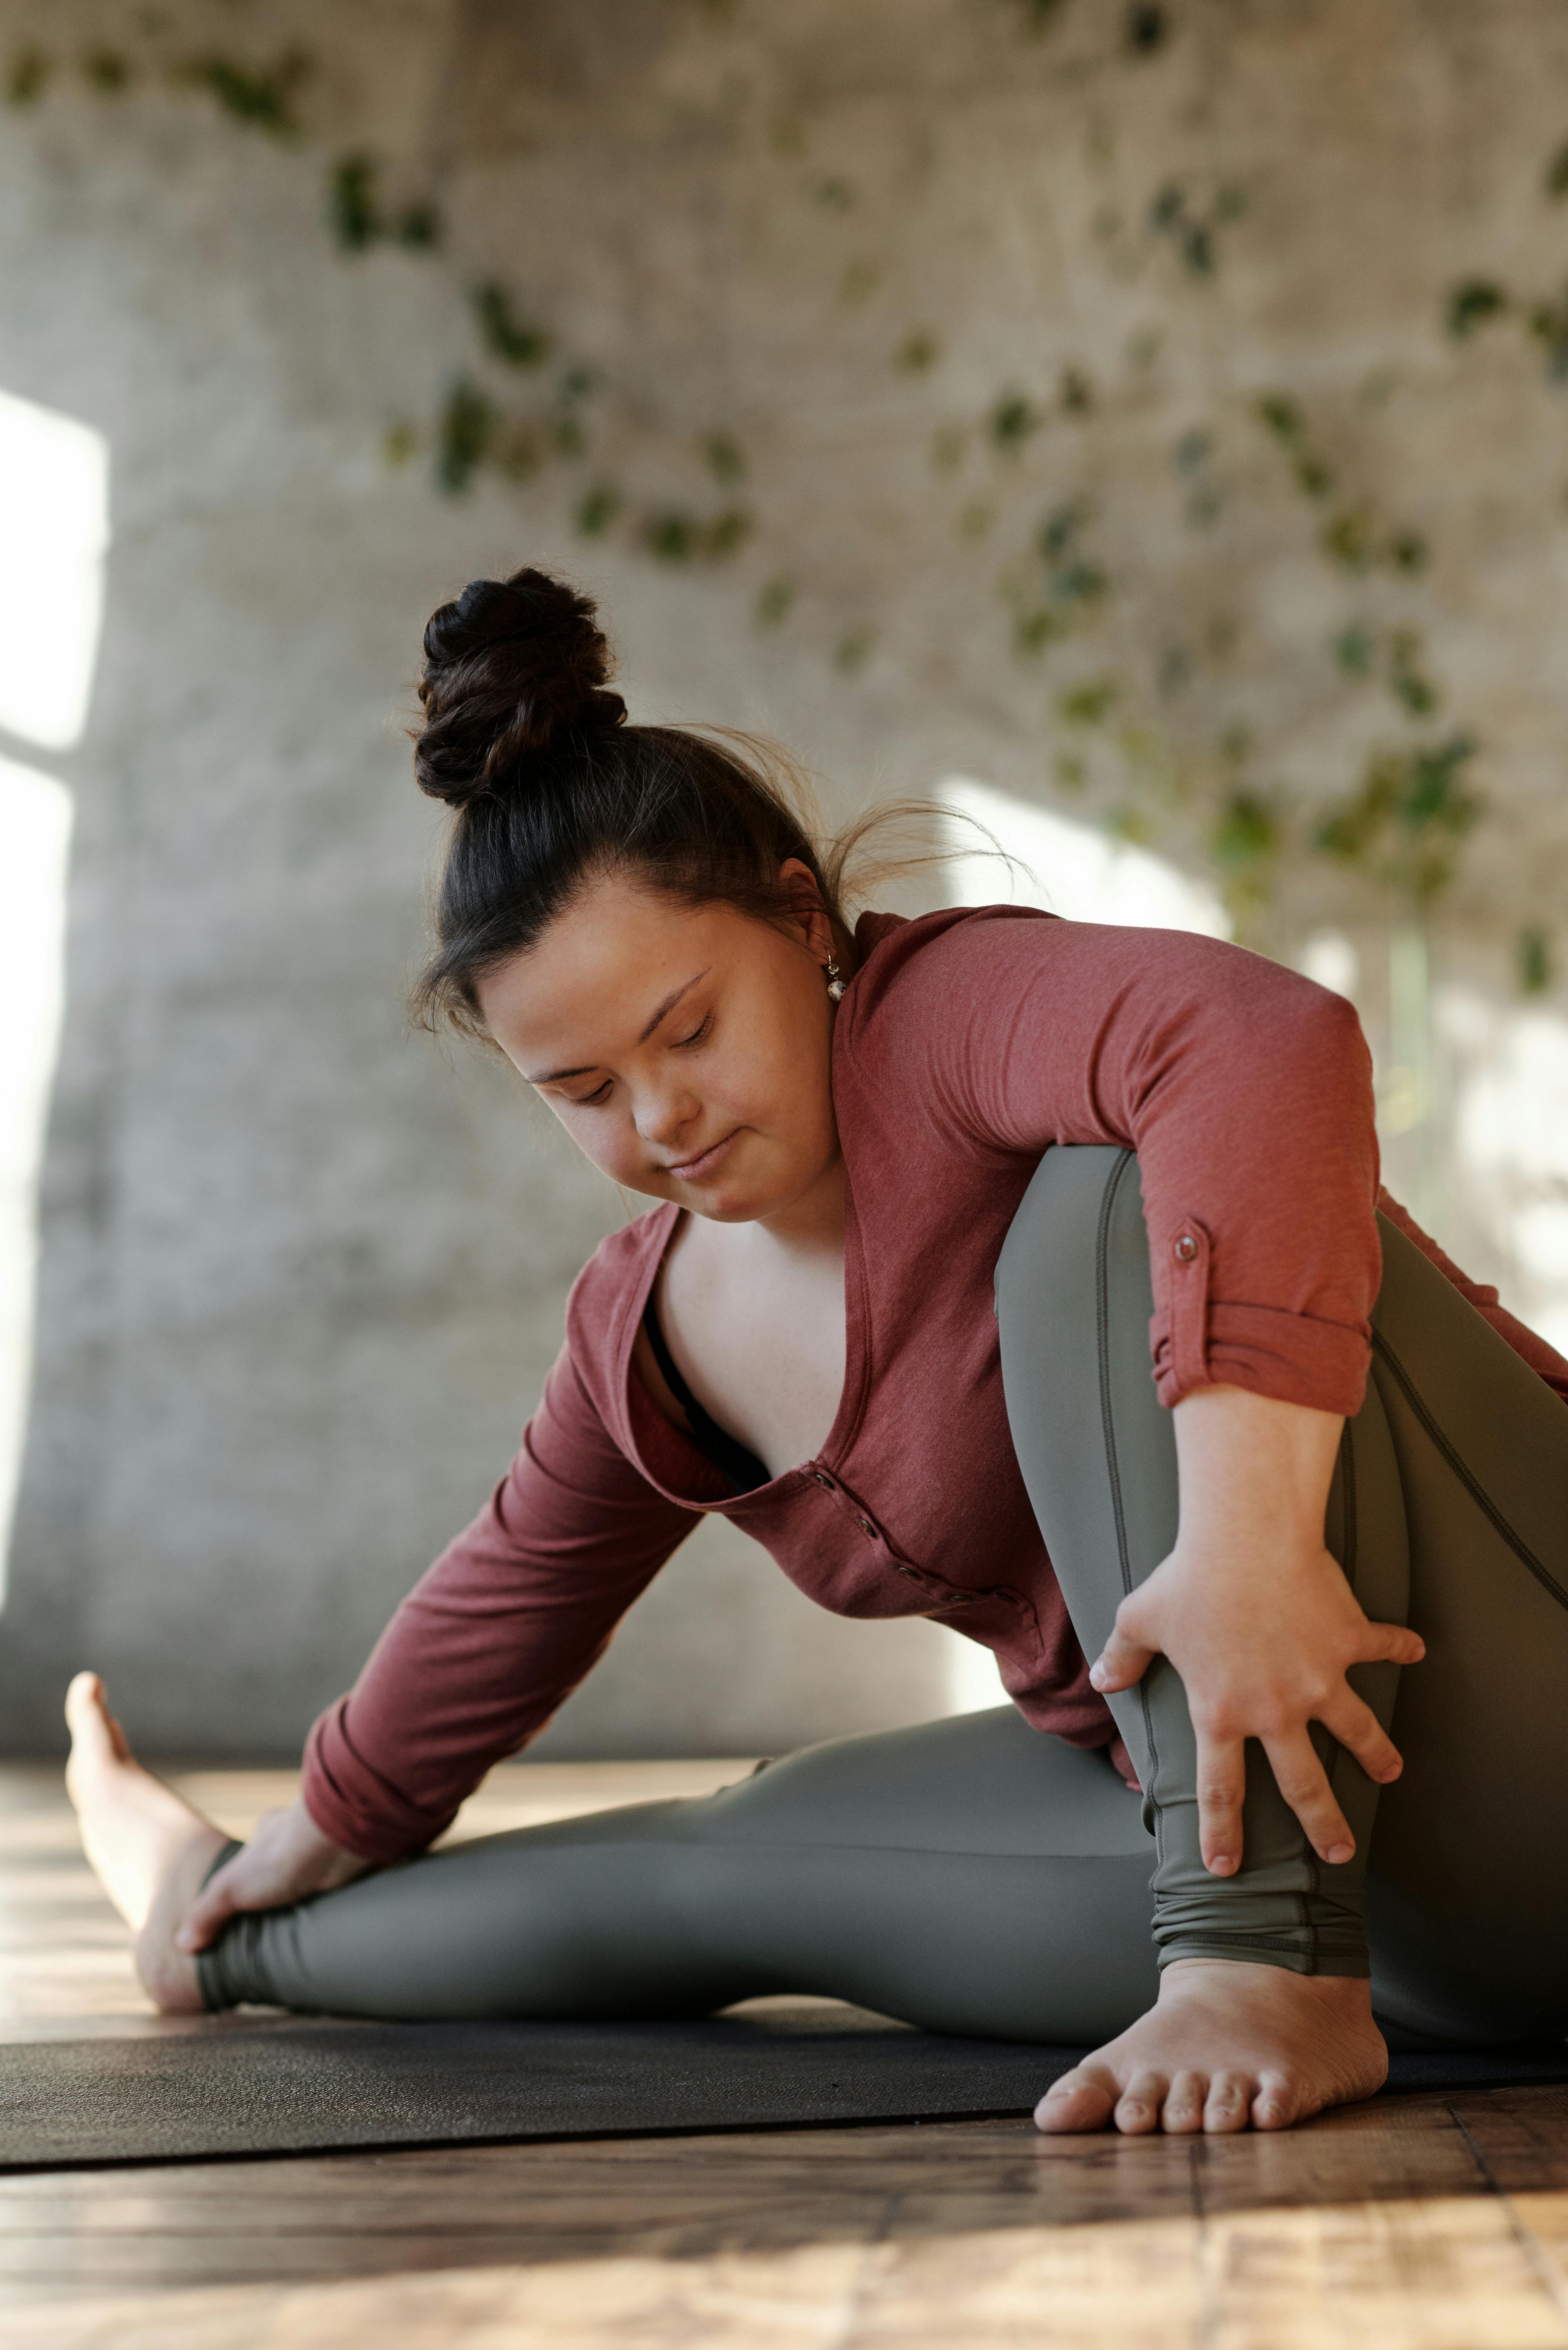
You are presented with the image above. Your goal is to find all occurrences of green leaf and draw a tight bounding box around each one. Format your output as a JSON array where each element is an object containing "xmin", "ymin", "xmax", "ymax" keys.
[
  {"xmin": 1255, "ymin": 392, "xmax": 1304, "ymax": 443},
  {"xmin": 1445, "ymin": 278, "xmax": 1508, "ymax": 338},
  {"xmin": 1334, "ymin": 624, "xmax": 1374, "ymax": 676},
  {"xmin": 5, "ymin": 47, "xmax": 51, "ymax": 105},
  {"xmin": 702, "ymin": 432, "xmax": 747, "ymax": 484},
  {"xmin": 990, "ymin": 391, "xmax": 1045, "ymax": 450},
  {"xmin": 329, "ymin": 154, "xmax": 380, "ymax": 251},
  {"xmin": 896, "ymin": 329, "xmax": 942, "ymax": 374},
  {"xmin": 473, "ymin": 284, "xmax": 550, "ymax": 368},
  {"xmin": 395, "ymin": 201, "xmax": 442, "ymax": 250},
  {"xmin": 755, "ymin": 576, "xmax": 797, "ymax": 627},
  {"xmin": 435, "ymin": 380, "xmax": 494, "ymax": 495},
  {"xmin": 176, "ymin": 49, "xmax": 311, "ymax": 140},
  {"xmin": 1057, "ymin": 678, "xmax": 1119, "ymax": 725},
  {"xmin": 1519, "ymin": 927, "xmax": 1554, "ymax": 994},
  {"xmin": 576, "ymin": 485, "xmax": 622, "ymax": 538},
  {"xmin": 1212, "ymin": 792, "xmax": 1279, "ymax": 868},
  {"xmin": 81, "ymin": 49, "xmax": 132, "ymax": 95}
]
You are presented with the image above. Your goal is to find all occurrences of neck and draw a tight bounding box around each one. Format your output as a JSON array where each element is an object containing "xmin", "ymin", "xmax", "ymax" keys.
[{"xmin": 753, "ymin": 1150, "xmax": 846, "ymax": 1260}]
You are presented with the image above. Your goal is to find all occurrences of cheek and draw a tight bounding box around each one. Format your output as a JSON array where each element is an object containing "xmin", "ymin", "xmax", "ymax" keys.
[{"xmin": 548, "ymin": 1104, "xmax": 643, "ymax": 1185}]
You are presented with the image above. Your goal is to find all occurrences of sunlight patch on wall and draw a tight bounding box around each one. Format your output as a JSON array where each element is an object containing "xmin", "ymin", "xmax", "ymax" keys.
[
  {"xmin": 939, "ymin": 776, "xmax": 1231, "ymax": 939},
  {"xmin": 1441, "ymin": 989, "xmax": 1568, "ymax": 1359},
  {"xmin": 0, "ymin": 389, "xmax": 108, "ymax": 749},
  {"xmin": 0, "ymin": 759, "xmax": 74, "ymax": 1577},
  {"xmin": 0, "ymin": 389, "xmax": 105, "ymax": 1594}
]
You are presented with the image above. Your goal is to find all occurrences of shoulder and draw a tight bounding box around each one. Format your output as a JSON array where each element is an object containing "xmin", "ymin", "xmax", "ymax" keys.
[
  {"xmin": 562, "ymin": 1203, "xmax": 678, "ymax": 1400},
  {"xmin": 846, "ymin": 903, "xmax": 1322, "ymax": 1027},
  {"xmin": 840, "ymin": 902, "xmax": 1158, "ymax": 1050},
  {"xmin": 844, "ymin": 903, "xmax": 1061, "ymax": 1019}
]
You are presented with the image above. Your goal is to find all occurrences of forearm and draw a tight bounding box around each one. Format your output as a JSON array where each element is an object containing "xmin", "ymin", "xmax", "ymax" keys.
[{"xmin": 1172, "ymin": 1385, "xmax": 1343, "ymax": 1556}]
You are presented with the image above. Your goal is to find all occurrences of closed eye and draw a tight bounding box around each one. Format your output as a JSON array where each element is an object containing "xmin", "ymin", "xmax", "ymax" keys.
[{"xmin": 565, "ymin": 1011, "xmax": 711, "ymax": 1107}]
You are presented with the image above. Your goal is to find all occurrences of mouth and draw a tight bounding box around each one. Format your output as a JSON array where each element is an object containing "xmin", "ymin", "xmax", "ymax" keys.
[{"xmin": 664, "ymin": 1129, "xmax": 741, "ymax": 1182}]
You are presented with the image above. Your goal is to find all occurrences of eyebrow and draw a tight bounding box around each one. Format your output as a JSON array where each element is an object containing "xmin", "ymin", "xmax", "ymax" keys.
[{"xmin": 524, "ymin": 970, "xmax": 710, "ymax": 1086}]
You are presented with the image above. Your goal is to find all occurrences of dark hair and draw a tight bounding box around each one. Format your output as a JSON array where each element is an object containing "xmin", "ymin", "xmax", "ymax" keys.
[{"xmin": 408, "ymin": 566, "xmax": 892, "ymax": 1039}]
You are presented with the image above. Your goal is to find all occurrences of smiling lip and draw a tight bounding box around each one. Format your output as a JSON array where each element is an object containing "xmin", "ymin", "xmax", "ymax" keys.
[{"xmin": 665, "ymin": 1129, "xmax": 741, "ymax": 1182}]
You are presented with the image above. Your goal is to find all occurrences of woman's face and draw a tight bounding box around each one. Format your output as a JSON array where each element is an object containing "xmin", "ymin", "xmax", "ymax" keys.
[{"xmin": 477, "ymin": 863, "xmax": 842, "ymax": 1224}]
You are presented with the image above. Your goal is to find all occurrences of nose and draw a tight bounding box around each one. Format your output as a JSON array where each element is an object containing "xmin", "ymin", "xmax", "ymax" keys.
[{"xmin": 634, "ymin": 1080, "xmax": 699, "ymax": 1154}]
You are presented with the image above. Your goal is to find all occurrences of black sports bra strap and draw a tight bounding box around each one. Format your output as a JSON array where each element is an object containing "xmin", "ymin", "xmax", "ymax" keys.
[{"xmin": 641, "ymin": 1295, "xmax": 769, "ymax": 1496}]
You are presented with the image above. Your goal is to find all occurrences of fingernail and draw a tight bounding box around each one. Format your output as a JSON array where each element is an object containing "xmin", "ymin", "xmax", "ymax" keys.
[
  {"xmin": 1380, "ymin": 1761, "xmax": 1402, "ymax": 1783},
  {"xmin": 1208, "ymin": 1855, "xmax": 1235, "ymax": 1875},
  {"xmin": 1325, "ymin": 1841, "xmax": 1354, "ymax": 1865},
  {"xmin": 1089, "ymin": 1663, "xmax": 1107, "ymax": 1690}
]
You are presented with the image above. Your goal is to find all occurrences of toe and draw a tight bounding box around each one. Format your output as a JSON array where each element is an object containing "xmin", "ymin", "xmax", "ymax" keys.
[
  {"xmin": 1034, "ymin": 2064, "xmax": 1119, "ymax": 2135},
  {"xmin": 1115, "ymin": 2070, "xmax": 1169, "ymax": 2136},
  {"xmin": 1203, "ymin": 2070, "xmax": 1255, "ymax": 2133},
  {"xmin": 64, "ymin": 1672, "xmax": 103, "ymax": 1735},
  {"xmin": 1162, "ymin": 2070, "xmax": 1208, "ymax": 2135},
  {"xmin": 1252, "ymin": 2072, "xmax": 1307, "ymax": 2131}
]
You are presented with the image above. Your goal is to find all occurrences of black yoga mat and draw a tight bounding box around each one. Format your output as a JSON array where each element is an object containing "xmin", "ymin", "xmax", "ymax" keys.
[{"xmin": 3, "ymin": 2004, "xmax": 1566, "ymax": 2173}]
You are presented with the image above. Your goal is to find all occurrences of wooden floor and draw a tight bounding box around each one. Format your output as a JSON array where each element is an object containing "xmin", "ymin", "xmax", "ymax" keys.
[{"xmin": 5, "ymin": 1766, "xmax": 1568, "ymax": 2348}]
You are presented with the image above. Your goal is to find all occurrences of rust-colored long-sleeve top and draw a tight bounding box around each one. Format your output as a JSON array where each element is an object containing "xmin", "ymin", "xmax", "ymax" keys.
[{"xmin": 302, "ymin": 908, "xmax": 1568, "ymax": 1861}]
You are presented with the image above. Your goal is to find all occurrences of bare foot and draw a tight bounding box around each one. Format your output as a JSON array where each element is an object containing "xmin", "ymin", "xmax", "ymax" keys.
[
  {"xmin": 1034, "ymin": 1958, "xmax": 1388, "ymax": 2135},
  {"xmin": 64, "ymin": 1672, "xmax": 229, "ymax": 2015}
]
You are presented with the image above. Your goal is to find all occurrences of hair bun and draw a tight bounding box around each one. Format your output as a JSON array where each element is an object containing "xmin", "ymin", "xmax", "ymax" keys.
[{"xmin": 414, "ymin": 567, "xmax": 627, "ymax": 810}]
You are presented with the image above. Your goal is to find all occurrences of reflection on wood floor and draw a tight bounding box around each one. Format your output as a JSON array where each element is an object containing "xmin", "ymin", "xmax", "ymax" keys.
[{"xmin": 5, "ymin": 1760, "xmax": 1568, "ymax": 2348}]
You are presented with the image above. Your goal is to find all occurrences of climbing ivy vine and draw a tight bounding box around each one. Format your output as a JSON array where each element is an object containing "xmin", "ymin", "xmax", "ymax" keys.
[{"xmin": 7, "ymin": 0, "xmax": 1562, "ymax": 987}]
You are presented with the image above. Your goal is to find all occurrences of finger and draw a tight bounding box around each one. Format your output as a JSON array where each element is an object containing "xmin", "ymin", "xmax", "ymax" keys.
[
  {"xmin": 1034, "ymin": 2062, "xmax": 1120, "ymax": 2135},
  {"xmin": 1263, "ymin": 1732, "xmax": 1355, "ymax": 1865},
  {"xmin": 1316, "ymin": 1690, "xmax": 1404, "ymax": 1787},
  {"xmin": 1089, "ymin": 1624, "xmax": 1157, "ymax": 1694},
  {"xmin": 1353, "ymin": 1620, "xmax": 1425, "ymax": 1670},
  {"xmin": 1161, "ymin": 2071, "xmax": 1209, "ymax": 2135},
  {"xmin": 1195, "ymin": 1730, "xmax": 1246, "ymax": 1876},
  {"xmin": 1204, "ymin": 2070, "xmax": 1256, "ymax": 2134},
  {"xmin": 1114, "ymin": 2069, "xmax": 1169, "ymax": 2135}
]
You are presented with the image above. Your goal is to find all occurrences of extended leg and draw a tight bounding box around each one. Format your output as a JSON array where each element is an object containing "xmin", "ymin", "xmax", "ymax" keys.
[{"xmin": 197, "ymin": 1708, "xmax": 1160, "ymax": 2039}]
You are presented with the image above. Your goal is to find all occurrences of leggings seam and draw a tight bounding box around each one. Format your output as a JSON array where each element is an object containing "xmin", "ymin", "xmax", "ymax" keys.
[
  {"xmin": 1371, "ymin": 1329, "xmax": 1568, "ymax": 1613},
  {"xmin": 1094, "ymin": 1148, "xmax": 1163, "ymax": 1854},
  {"xmin": 1325, "ymin": 1420, "xmax": 1358, "ymax": 1817}
]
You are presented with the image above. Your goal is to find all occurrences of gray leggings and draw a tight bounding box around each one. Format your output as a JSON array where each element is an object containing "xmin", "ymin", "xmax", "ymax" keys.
[{"xmin": 201, "ymin": 1148, "xmax": 1568, "ymax": 2048}]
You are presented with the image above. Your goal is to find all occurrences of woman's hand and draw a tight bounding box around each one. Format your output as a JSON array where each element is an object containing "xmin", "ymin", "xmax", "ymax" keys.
[
  {"xmin": 174, "ymin": 1797, "xmax": 369, "ymax": 1953},
  {"xmin": 1089, "ymin": 1384, "xmax": 1425, "ymax": 1876}
]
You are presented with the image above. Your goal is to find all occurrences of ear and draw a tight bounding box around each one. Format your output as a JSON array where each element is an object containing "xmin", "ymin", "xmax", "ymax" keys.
[{"xmin": 777, "ymin": 857, "xmax": 834, "ymax": 963}]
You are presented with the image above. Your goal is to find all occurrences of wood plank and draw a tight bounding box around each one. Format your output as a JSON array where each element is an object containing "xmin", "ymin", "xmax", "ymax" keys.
[{"xmin": 7, "ymin": 1762, "xmax": 1568, "ymax": 2348}]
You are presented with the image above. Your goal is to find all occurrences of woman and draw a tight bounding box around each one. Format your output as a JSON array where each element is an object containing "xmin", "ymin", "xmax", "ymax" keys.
[{"xmin": 67, "ymin": 567, "xmax": 1568, "ymax": 2138}]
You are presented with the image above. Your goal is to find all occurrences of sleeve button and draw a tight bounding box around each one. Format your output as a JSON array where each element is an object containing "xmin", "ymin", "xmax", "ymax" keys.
[{"xmin": 1173, "ymin": 1234, "xmax": 1199, "ymax": 1264}]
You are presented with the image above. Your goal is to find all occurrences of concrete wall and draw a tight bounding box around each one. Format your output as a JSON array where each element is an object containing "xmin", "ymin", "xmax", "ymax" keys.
[{"xmin": 1, "ymin": 0, "xmax": 1565, "ymax": 1755}]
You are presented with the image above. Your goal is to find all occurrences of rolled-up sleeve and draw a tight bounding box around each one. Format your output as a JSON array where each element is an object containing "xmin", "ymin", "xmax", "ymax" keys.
[
  {"xmin": 302, "ymin": 1343, "xmax": 698, "ymax": 1862},
  {"xmin": 854, "ymin": 912, "xmax": 1381, "ymax": 1415}
]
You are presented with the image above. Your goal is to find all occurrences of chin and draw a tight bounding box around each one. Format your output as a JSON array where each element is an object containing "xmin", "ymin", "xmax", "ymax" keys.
[{"xmin": 688, "ymin": 1184, "xmax": 773, "ymax": 1224}]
